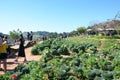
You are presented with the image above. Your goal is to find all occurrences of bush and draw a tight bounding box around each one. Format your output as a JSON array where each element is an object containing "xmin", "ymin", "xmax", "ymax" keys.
[{"xmin": 31, "ymin": 46, "xmax": 39, "ymax": 55}]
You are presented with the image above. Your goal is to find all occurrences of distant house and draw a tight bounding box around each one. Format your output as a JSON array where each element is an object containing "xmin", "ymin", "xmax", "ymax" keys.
[
  {"xmin": 87, "ymin": 27, "xmax": 117, "ymax": 36},
  {"xmin": 86, "ymin": 29, "xmax": 96, "ymax": 35},
  {"xmin": 87, "ymin": 19, "xmax": 120, "ymax": 36}
]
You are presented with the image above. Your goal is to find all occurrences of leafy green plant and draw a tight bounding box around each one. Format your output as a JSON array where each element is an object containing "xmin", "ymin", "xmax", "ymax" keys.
[
  {"xmin": 57, "ymin": 44, "xmax": 69, "ymax": 55},
  {"xmin": 94, "ymin": 76, "xmax": 104, "ymax": 80},
  {"xmin": 86, "ymin": 70, "xmax": 96, "ymax": 79},
  {"xmin": 70, "ymin": 58, "xmax": 81, "ymax": 66},
  {"xmin": 31, "ymin": 46, "xmax": 39, "ymax": 55},
  {"xmin": 102, "ymin": 71, "xmax": 113, "ymax": 80}
]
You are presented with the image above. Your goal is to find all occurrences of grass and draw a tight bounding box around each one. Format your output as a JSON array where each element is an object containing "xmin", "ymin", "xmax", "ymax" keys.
[
  {"xmin": 103, "ymin": 39, "xmax": 119, "ymax": 49},
  {"xmin": 89, "ymin": 35, "xmax": 120, "ymax": 39},
  {"xmin": 65, "ymin": 36, "xmax": 120, "ymax": 49},
  {"xmin": 66, "ymin": 36, "xmax": 101, "ymax": 48}
]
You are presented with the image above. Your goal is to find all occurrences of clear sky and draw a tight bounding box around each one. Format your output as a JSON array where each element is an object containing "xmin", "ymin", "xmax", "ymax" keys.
[{"xmin": 0, "ymin": 0, "xmax": 120, "ymax": 34}]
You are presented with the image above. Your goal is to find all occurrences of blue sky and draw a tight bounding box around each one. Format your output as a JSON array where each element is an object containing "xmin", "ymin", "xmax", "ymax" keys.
[{"xmin": 0, "ymin": 0, "xmax": 120, "ymax": 34}]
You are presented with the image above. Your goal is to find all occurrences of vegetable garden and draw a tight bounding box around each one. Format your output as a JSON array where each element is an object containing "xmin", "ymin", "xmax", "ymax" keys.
[{"xmin": 1, "ymin": 37, "xmax": 120, "ymax": 80}]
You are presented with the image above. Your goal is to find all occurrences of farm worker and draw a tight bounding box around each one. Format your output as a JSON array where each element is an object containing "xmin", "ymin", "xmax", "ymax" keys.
[
  {"xmin": 0, "ymin": 36, "xmax": 8, "ymax": 72},
  {"xmin": 14, "ymin": 34, "xmax": 27, "ymax": 62}
]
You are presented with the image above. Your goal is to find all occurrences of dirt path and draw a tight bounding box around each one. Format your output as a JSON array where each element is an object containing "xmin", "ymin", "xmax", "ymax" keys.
[
  {"xmin": 97, "ymin": 39, "xmax": 105, "ymax": 50},
  {"xmin": 0, "ymin": 47, "xmax": 41, "ymax": 75},
  {"xmin": 99, "ymin": 39, "xmax": 105, "ymax": 49}
]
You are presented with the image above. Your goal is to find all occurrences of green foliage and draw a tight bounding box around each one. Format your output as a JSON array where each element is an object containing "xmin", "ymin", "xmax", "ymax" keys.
[
  {"xmin": 0, "ymin": 74, "xmax": 10, "ymax": 80},
  {"xmin": 70, "ymin": 58, "xmax": 81, "ymax": 66},
  {"xmin": 66, "ymin": 36, "xmax": 101, "ymax": 48},
  {"xmin": 102, "ymin": 71, "xmax": 113, "ymax": 80},
  {"xmin": 113, "ymin": 71, "xmax": 120, "ymax": 79},
  {"xmin": 94, "ymin": 76, "xmax": 104, "ymax": 80},
  {"xmin": 9, "ymin": 29, "xmax": 20, "ymax": 39},
  {"xmin": 90, "ymin": 35, "xmax": 120, "ymax": 39},
  {"xmin": 14, "ymin": 64, "xmax": 25, "ymax": 72},
  {"xmin": 57, "ymin": 44, "xmax": 69, "ymax": 55},
  {"xmin": 112, "ymin": 57, "xmax": 120, "ymax": 66},
  {"xmin": 67, "ymin": 76, "xmax": 76, "ymax": 80},
  {"xmin": 31, "ymin": 39, "xmax": 53, "ymax": 55},
  {"xmin": 86, "ymin": 57, "xmax": 98, "ymax": 69},
  {"xmin": 99, "ymin": 49, "xmax": 110, "ymax": 57},
  {"xmin": 3, "ymin": 37, "xmax": 120, "ymax": 80},
  {"xmin": 77, "ymin": 26, "xmax": 87, "ymax": 34},
  {"xmin": 86, "ymin": 70, "xmax": 96, "ymax": 79},
  {"xmin": 103, "ymin": 39, "xmax": 119, "ymax": 49},
  {"xmin": 31, "ymin": 46, "xmax": 39, "ymax": 55},
  {"xmin": 42, "ymin": 48, "xmax": 53, "ymax": 62}
]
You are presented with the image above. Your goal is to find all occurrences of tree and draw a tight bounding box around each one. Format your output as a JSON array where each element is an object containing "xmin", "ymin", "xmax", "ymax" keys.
[
  {"xmin": 48, "ymin": 32, "xmax": 58, "ymax": 38},
  {"xmin": 77, "ymin": 26, "xmax": 87, "ymax": 35},
  {"xmin": 68, "ymin": 30, "xmax": 78, "ymax": 37},
  {"xmin": 0, "ymin": 32, "xmax": 3, "ymax": 37},
  {"xmin": 9, "ymin": 29, "xmax": 20, "ymax": 40}
]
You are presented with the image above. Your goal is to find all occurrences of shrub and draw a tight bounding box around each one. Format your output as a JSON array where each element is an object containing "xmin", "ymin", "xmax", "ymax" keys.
[{"xmin": 31, "ymin": 46, "xmax": 39, "ymax": 55}]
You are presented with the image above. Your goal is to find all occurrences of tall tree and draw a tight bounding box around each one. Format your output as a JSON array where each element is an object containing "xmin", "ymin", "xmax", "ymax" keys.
[
  {"xmin": 77, "ymin": 26, "xmax": 87, "ymax": 35},
  {"xmin": 9, "ymin": 29, "xmax": 20, "ymax": 40}
]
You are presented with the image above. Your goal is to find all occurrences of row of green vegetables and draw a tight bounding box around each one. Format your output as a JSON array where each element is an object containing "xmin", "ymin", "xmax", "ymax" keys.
[
  {"xmin": 67, "ymin": 36, "xmax": 120, "ymax": 49},
  {"xmin": 31, "ymin": 38, "xmax": 98, "ymax": 56},
  {"xmin": 1, "ymin": 38, "xmax": 120, "ymax": 80}
]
